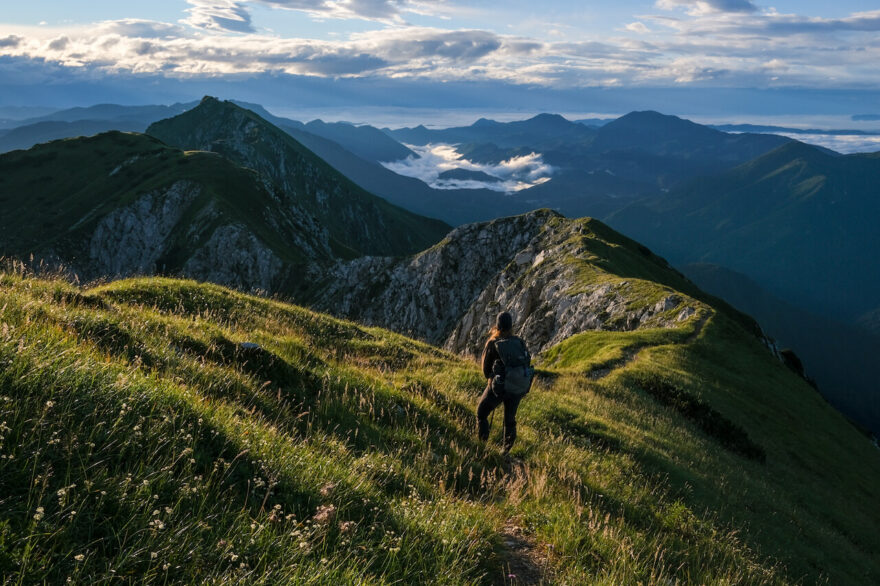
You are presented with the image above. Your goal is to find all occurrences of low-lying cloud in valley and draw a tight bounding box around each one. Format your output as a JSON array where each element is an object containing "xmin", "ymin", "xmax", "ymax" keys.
[
  {"xmin": 775, "ymin": 133, "xmax": 880, "ymax": 154},
  {"xmin": 381, "ymin": 144, "xmax": 553, "ymax": 192}
]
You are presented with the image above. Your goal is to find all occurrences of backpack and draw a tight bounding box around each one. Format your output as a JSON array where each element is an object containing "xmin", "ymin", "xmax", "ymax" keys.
[{"xmin": 493, "ymin": 337, "xmax": 534, "ymax": 396}]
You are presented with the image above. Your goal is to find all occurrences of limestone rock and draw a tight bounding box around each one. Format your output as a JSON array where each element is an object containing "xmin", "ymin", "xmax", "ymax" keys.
[
  {"xmin": 310, "ymin": 209, "xmax": 704, "ymax": 358},
  {"xmin": 88, "ymin": 181, "xmax": 201, "ymax": 277}
]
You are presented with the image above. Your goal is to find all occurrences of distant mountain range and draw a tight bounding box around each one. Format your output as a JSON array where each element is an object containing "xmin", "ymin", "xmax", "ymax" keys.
[
  {"xmin": 388, "ymin": 112, "xmax": 597, "ymax": 149},
  {"xmin": 710, "ymin": 123, "xmax": 880, "ymax": 136},
  {"xmin": 607, "ymin": 141, "xmax": 880, "ymax": 323},
  {"xmin": 384, "ymin": 110, "xmax": 794, "ymax": 221},
  {"xmin": 0, "ymin": 97, "xmax": 877, "ymax": 433},
  {"xmin": 0, "ymin": 119, "xmax": 147, "ymax": 153},
  {"xmin": 0, "ymin": 98, "xmax": 448, "ymax": 294}
]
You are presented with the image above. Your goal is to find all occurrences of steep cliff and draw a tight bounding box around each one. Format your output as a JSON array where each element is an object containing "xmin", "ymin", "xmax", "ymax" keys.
[{"xmin": 309, "ymin": 210, "xmax": 713, "ymax": 357}]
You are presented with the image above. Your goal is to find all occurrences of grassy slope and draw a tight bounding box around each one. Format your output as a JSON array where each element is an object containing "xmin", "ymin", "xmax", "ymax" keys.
[
  {"xmin": 605, "ymin": 142, "xmax": 880, "ymax": 320},
  {"xmin": 0, "ymin": 270, "xmax": 878, "ymax": 584},
  {"xmin": 0, "ymin": 131, "xmax": 324, "ymax": 266}
]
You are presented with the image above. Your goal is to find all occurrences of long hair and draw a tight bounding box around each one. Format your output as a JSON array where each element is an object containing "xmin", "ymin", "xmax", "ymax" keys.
[{"xmin": 488, "ymin": 325, "xmax": 512, "ymax": 340}]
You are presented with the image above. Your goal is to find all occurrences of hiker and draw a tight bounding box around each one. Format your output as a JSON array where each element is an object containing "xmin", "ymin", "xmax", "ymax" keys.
[{"xmin": 477, "ymin": 311, "xmax": 533, "ymax": 453}]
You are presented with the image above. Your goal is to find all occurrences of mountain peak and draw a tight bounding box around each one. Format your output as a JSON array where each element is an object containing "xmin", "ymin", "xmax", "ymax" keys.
[
  {"xmin": 528, "ymin": 113, "xmax": 568, "ymax": 123},
  {"xmin": 147, "ymin": 97, "xmax": 450, "ymax": 258},
  {"xmin": 596, "ymin": 110, "xmax": 724, "ymax": 150},
  {"xmin": 472, "ymin": 117, "xmax": 499, "ymax": 127},
  {"xmin": 608, "ymin": 110, "xmax": 704, "ymax": 131},
  {"xmin": 519, "ymin": 112, "xmax": 574, "ymax": 130}
]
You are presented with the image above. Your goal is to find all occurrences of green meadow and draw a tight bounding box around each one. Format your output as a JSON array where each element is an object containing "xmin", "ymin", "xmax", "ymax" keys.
[{"xmin": 0, "ymin": 267, "xmax": 877, "ymax": 584}]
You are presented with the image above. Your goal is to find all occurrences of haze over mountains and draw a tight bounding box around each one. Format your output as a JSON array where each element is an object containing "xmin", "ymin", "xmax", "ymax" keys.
[
  {"xmin": 0, "ymin": 98, "xmax": 449, "ymax": 295},
  {"xmin": 608, "ymin": 141, "xmax": 880, "ymax": 323},
  {"xmin": 0, "ymin": 96, "xmax": 878, "ymax": 436}
]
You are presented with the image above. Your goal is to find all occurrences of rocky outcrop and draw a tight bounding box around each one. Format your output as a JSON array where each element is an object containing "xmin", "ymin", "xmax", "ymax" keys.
[
  {"xmin": 311, "ymin": 210, "xmax": 703, "ymax": 357},
  {"xmin": 311, "ymin": 210, "xmax": 557, "ymax": 341},
  {"xmin": 444, "ymin": 218, "xmax": 700, "ymax": 357},
  {"xmin": 182, "ymin": 224, "xmax": 284, "ymax": 292},
  {"xmin": 79, "ymin": 179, "xmax": 325, "ymax": 293},
  {"xmin": 88, "ymin": 181, "xmax": 201, "ymax": 277}
]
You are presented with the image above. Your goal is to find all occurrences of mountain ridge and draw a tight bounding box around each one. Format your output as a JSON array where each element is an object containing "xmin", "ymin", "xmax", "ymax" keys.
[
  {"xmin": 306, "ymin": 210, "xmax": 766, "ymax": 362},
  {"xmin": 607, "ymin": 139, "xmax": 880, "ymax": 322},
  {"xmin": 147, "ymin": 97, "xmax": 450, "ymax": 258},
  {"xmin": 0, "ymin": 130, "xmax": 335, "ymax": 291}
]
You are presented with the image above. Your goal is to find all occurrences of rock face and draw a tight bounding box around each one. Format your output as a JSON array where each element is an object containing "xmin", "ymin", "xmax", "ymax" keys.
[
  {"xmin": 89, "ymin": 181, "xmax": 201, "ymax": 277},
  {"xmin": 312, "ymin": 210, "xmax": 554, "ymax": 342},
  {"xmin": 0, "ymin": 130, "xmax": 338, "ymax": 294},
  {"xmin": 80, "ymin": 177, "xmax": 325, "ymax": 291},
  {"xmin": 182, "ymin": 224, "xmax": 284, "ymax": 293},
  {"xmin": 310, "ymin": 210, "xmax": 704, "ymax": 357}
]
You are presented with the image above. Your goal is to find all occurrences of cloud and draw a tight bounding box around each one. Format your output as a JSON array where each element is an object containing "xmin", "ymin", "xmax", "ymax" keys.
[
  {"xmin": 625, "ymin": 22, "xmax": 651, "ymax": 34},
  {"xmin": 761, "ymin": 10, "xmax": 880, "ymax": 35},
  {"xmin": 258, "ymin": 0, "xmax": 399, "ymax": 21},
  {"xmin": 351, "ymin": 27, "xmax": 540, "ymax": 62},
  {"xmin": 47, "ymin": 36, "xmax": 69, "ymax": 51},
  {"xmin": 184, "ymin": 0, "xmax": 255, "ymax": 33},
  {"xmin": 0, "ymin": 35, "xmax": 21, "ymax": 48},
  {"xmin": 182, "ymin": 0, "xmax": 439, "ymax": 27},
  {"xmin": 381, "ymin": 143, "xmax": 553, "ymax": 192},
  {"xmin": 0, "ymin": 3, "xmax": 878, "ymax": 91},
  {"xmin": 0, "ymin": 23, "xmax": 549, "ymax": 81},
  {"xmin": 656, "ymin": 0, "xmax": 757, "ymax": 15},
  {"xmin": 252, "ymin": 0, "xmax": 446, "ymax": 23},
  {"xmin": 775, "ymin": 133, "xmax": 880, "ymax": 154},
  {"xmin": 96, "ymin": 19, "xmax": 188, "ymax": 39},
  {"xmin": 286, "ymin": 51, "xmax": 389, "ymax": 75}
]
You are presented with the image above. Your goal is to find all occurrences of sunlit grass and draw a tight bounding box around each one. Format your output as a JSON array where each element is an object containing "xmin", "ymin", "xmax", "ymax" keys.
[{"xmin": 0, "ymin": 270, "xmax": 878, "ymax": 584}]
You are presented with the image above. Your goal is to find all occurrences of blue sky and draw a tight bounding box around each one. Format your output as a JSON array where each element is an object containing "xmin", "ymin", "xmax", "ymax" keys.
[{"xmin": 0, "ymin": 1, "xmax": 878, "ymax": 114}]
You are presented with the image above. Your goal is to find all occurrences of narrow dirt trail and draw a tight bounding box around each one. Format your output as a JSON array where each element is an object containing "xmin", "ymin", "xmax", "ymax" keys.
[
  {"xmin": 489, "ymin": 458, "xmax": 552, "ymax": 585},
  {"xmin": 495, "ymin": 519, "xmax": 548, "ymax": 585},
  {"xmin": 492, "ymin": 313, "xmax": 712, "ymax": 584}
]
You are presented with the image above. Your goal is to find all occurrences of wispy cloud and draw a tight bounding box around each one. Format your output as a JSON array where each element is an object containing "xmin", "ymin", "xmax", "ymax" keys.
[
  {"xmin": 381, "ymin": 143, "xmax": 553, "ymax": 192},
  {"xmin": 0, "ymin": 3, "xmax": 878, "ymax": 90},
  {"xmin": 656, "ymin": 0, "xmax": 757, "ymax": 16},
  {"xmin": 183, "ymin": 0, "xmax": 445, "ymax": 30},
  {"xmin": 185, "ymin": 1, "xmax": 255, "ymax": 33},
  {"xmin": 625, "ymin": 22, "xmax": 650, "ymax": 34}
]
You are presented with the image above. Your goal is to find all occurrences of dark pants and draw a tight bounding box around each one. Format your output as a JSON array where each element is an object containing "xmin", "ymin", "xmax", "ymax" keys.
[{"xmin": 477, "ymin": 383, "xmax": 523, "ymax": 452}]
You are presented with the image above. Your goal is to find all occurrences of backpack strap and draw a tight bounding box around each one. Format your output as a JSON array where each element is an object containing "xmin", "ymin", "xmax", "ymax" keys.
[{"xmin": 494, "ymin": 336, "xmax": 530, "ymax": 368}]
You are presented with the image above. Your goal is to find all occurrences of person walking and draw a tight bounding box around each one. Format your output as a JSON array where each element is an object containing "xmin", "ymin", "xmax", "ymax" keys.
[{"xmin": 477, "ymin": 311, "xmax": 533, "ymax": 453}]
